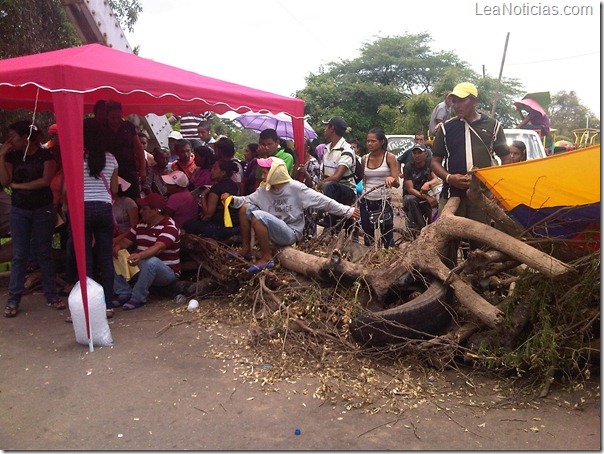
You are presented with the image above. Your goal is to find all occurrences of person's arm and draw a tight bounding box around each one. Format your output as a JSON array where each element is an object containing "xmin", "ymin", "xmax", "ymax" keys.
[
  {"xmin": 11, "ymin": 158, "xmax": 56, "ymax": 190},
  {"xmin": 385, "ymin": 152, "xmax": 400, "ymax": 188},
  {"xmin": 0, "ymin": 142, "xmax": 13, "ymax": 187},
  {"xmin": 110, "ymin": 167, "xmax": 119, "ymax": 196},
  {"xmin": 516, "ymin": 116, "xmax": 531, "ymax": 128},
  {"xmin": 113, "ymin": 235, "xmax": 134, "ymax": 257},
  {"xmin": 318, "ymin": 164, "xmax": 348, "ymax": 188},
  {"xmin": 132, "ymin": 134, "xmax": 147, "ymax": 182},
  {"xmin": 201, "ymin": 192, "xmax": 220, "ymax": 220},
  {"xmin": 127, "ymin": 240, "xmax": 166, "ymax": 266},
  {"xmin": 113, "ymin": 204, "xmax": 139, "ymax": 246},
  {"xmin": 431, "ymin": 156, "xmax": 470, "ymax": 190}
]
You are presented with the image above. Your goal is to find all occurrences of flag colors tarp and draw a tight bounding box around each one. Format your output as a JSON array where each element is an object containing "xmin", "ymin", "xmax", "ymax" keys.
[{"xmin": 474, "ymin": 146, "xmax": 600, "ymax": 239}]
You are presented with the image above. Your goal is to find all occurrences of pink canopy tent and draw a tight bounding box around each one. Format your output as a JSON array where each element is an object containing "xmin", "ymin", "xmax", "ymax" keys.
[{"xmin": 0, "ymin": 44, "xmax": 306, "ymax": 349}]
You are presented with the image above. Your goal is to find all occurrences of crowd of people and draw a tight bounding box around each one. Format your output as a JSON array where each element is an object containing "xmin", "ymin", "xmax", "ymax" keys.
[{"xmin": 1, "ymin": 81, "xmax": 522, "ymax": 320}]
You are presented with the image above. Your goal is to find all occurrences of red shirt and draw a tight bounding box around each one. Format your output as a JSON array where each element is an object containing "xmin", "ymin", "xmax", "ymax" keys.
[
  {"xmin": 126, "ymin": 215, "xmax": 181, "ymax": 277},
  {"xmin": 171, "ymin": 157, "xmax": 197, "ymax": 180}
]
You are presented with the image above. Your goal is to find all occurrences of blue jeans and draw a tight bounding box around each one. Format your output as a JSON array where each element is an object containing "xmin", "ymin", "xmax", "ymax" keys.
[
  {"xmin": 113, "ymin": 256, "xmax": 177, "ymax": 303},
  {"xmin": 246, "ymin": 206, "xmax": 298, "ymax": 246},
  {"xmin": 360, "ymin": 199, "xmax": 395, "ymax": 248},
  {"xmin": 84, "ymin": 201, "xmax": 115, "ymax": 307},
  {"xmin": 183, "ymin": 219, "xmax": 240, "ymax": 241},
  {"xmin": 8, "ymin": 204, "xmax": 57, "ymax": 305}
]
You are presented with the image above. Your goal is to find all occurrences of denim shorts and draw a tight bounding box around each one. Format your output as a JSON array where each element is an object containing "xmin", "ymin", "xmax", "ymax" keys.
[{"xmin": 246, "ymin": 205, "xmax": 298, "ymax": 246}]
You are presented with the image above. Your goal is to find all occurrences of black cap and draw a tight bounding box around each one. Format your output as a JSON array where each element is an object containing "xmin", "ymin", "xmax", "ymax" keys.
[
  {"xmin": 411, "ymin": 143, "xmax": 427, "ymax": 153},
  {"xmin": 321, "ymin": 116, "xmax": 348, "ymax": 130}
]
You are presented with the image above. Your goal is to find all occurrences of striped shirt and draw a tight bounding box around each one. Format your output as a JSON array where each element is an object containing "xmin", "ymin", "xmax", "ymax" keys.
[
  {"xmin": 321, "ymin": 137, "xmax": 356, "ymax": 191},
  {"xmin": 126, "ymin": 216, "xmax": 181, "ymax": 277},
  {"xmin": 84, "ymin": 153, "xmax": 118, "ymax": 203},
  {"xmin": 179, "ymin": 113, "xmax": 204, "ymax": 139}
]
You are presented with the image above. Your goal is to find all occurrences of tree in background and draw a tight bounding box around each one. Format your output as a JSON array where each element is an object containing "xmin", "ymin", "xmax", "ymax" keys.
[
  {"xmin": 296, "ymin": 33, "xmax": 555, "ymax": 139},
  {"xmin": 108, "ymin": 0, "xmax": 143, "ymax": 33},
  {"xmin": 0, "ymin": 0, "xmax": 142, "ymax": 134},
  {"xmin": 549, "ymin": 91, "xmax": 600, "ymax": 140},
  {"xmin": 0, "ymin": 0, "xmax": 81, "ymax": 59}
]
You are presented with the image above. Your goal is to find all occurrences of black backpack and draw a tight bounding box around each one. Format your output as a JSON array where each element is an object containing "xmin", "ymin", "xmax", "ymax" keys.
[{"xmin": 353, "ymin": 156, "xmax": 363, "ymax": 184}]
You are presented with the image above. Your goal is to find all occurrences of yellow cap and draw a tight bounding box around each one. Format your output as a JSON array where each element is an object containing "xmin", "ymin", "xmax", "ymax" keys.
[{"xmin": 451, "ymin": 82, "xmax": 478, "ymax": 99}]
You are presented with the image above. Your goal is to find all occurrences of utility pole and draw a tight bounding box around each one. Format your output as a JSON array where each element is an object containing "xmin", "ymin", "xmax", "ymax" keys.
[{"xmin": 490, "ymin": 32, "xmax": 510, "ymax": 117}]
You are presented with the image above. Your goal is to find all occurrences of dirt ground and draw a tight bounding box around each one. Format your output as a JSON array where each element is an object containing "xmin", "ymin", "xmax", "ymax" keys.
[{"xmin": 0, "ymin": 280, "xmax": 600, "ymax": 451}]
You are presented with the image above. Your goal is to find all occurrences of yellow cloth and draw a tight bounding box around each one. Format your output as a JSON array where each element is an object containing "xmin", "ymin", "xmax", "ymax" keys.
[
  {"xmin": 223, "ymin": 195, "xmax": 233, "ymax": 227},
  {"xmin": 113, "ymin": 249, "xmax": 139, "ymax": 280},
  {"xmin": 263, "ymin": 157, "xmax": 292, "ymax": 190},
  {"xmin": 474, "ymin": 145, "xmax": 600, "ymax": 211}
]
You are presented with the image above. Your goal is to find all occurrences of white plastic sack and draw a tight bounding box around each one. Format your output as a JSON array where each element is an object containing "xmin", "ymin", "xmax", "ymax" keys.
[{"xmin": 68, "ymin": 277, "xmax": 114, "ymax": 347}]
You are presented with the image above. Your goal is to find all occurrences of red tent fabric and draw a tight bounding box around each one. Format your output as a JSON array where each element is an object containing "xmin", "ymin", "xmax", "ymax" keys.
[{"xmin": 0, "ymin": 44, "xmax": 306, "ymax": 348}]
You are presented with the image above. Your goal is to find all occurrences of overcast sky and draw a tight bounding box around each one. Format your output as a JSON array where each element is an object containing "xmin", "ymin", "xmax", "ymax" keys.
[{"xmin": 125, "ymin": 0, "xmax": 601, "ymax": 118}]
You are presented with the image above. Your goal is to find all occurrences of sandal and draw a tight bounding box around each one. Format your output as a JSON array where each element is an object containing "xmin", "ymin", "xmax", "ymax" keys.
[
  {"xmin": 47, "ymin": 299, "xmax": 67, "ymax": 310},
  {"xmin": 122, "ymin": 300, "xmax": 145, "ymax": 311},
  {"xmin": 4, "ymin": 304, "xmax": 18, "ymax": 318},
  {"xmin": 106, "ymin": 309, "xmax": 114, "ymax": 319},
  {"xmin": 247, "ymin": 260, "xmax": 275, "ymax": 274}
]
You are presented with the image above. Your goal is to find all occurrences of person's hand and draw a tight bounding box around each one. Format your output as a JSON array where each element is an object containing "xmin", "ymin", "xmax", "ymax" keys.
[
  {"xmin": 384, "ymin": 176, "xmax": 396, "ymax": 188},
  {"xmin": 350, "ymin": 207, "xmax": 360, "ymax": 220},
  {"xmin": 420, "ymin": 182, "xmax": 431, "ymax": 193},
  {"xmin": 0, "ymin": 138, "xmax": 13, "ymax": 157},
  {"xmin": 447, "ymin": 173, "xmax": 471, "ymax": 190},
  {"xmin": 220, "ymin": 192, "xmax": 231, "ymax": 201},
  {"xmin": 426, "ymin": 195, "xmax": 438, "ymax": 208},
  {"xmin": 127, "ymin": 253, "xmax": 141, "ymax": 267},
  {"xmin": 316, "ymin": 180, "xmax": 325, "ymax": 191}
]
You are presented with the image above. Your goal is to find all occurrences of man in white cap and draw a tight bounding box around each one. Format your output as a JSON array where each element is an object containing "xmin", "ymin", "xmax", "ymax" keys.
[
  {"xmin": 167, "ymin": 130, "xmax": 183, "ymax": 163},
  {"xmin": 431, "ymin": 82, "xmax": 512, "ymax": 259}
]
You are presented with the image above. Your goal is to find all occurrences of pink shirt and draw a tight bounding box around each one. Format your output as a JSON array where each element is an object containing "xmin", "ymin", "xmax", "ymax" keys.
[{"xmin": 166, "ymin": 190, "xmax": 198, "ymax": 229}]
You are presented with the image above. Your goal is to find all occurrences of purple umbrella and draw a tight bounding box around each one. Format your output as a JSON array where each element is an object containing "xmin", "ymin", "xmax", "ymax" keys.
[{"xmin": 235, "ymin": 112, "xmax": 318, "ymax": 141}]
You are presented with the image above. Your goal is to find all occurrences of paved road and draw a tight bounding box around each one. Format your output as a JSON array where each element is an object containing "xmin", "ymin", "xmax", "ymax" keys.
[{"xmin": 0, "ymin": 291, "xmax": 600, "ymax": 450}]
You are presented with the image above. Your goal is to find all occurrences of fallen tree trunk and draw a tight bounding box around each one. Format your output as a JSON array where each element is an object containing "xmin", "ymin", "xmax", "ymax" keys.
[
  {"xmin": 182, "ymin": 191, "xmax": 574, "ymax": 331},
  {"xmin": 277, "ymin": 196, "xmax": 574, "ymax": 329}
]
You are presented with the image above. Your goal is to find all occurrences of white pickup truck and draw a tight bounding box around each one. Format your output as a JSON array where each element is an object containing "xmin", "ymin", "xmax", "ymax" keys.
[{"xmin": 503, "ymin": 128, "xmax": 548, "ymax": 160}]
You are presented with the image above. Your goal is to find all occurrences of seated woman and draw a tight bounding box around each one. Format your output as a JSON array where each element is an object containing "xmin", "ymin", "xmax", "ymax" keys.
[
  {"xmin": 182, "ymin": 160, "xmax": 241, "ymax": 240},
  {"xmin": 113, "ymin": 177, "xmax": 140, "ymax": 251},
  {"xmin": 241, "ymin": 143, "xmax": 259, "ymax": 195},
  {"xmin": 189, "ymin": 144, "xmax": 216, "ymax": 191}
]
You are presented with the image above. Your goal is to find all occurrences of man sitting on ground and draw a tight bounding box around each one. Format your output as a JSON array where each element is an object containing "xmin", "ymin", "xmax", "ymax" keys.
[
  {"xmin": 221, "ymin": 157, "xmax": 359, "ymax": 274},
  {"xmin": 112, "ymin": 193, "xmax": 180, "ymax": 311}
]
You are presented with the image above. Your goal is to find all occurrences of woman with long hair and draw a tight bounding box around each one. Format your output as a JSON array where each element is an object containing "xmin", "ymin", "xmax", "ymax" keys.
[
  {"xmin": 183, "ymin": 159, "xmax": 240, "ymax": 240},
  {"xmin": 64, "ymin": 122, "xmax": 119, "ymax": 319},
  {"xmin": 0, "ymin": 121, "xmax": 59, "ymax": 317},
  {"xmin": 359, "ymin": 127, "xmax": 400, "ymax": 248}
]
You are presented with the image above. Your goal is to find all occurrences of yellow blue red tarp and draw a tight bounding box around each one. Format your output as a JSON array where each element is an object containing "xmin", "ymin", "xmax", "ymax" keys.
[{"xmin": 474, "ymin": 146, "xmax": 600, "ymax": 239}]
